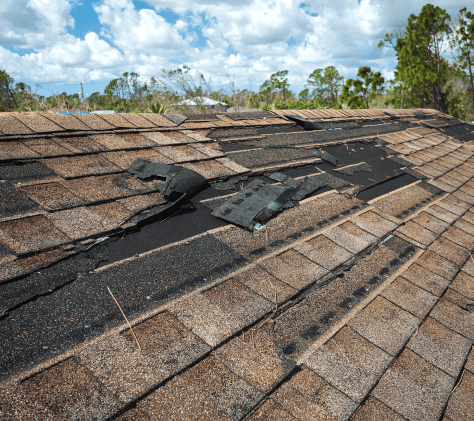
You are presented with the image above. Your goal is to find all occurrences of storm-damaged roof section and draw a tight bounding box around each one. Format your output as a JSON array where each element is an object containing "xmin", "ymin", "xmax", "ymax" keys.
[
  {"xmin": 127, "ymin": 159, "xmax": 207, "ymax": 200},
  {"xmin": 211, "ymin": 179, "xmax": 298, "ymax": 229},
  {"xmin": 3, "ymin": 107, "xmax": 474, "ymax": 421}
]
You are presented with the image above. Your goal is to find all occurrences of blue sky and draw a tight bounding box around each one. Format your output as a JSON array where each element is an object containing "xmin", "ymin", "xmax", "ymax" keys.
[{"xmin": 0, "ymin": 0, "xmax": 472, "ymax": 100}]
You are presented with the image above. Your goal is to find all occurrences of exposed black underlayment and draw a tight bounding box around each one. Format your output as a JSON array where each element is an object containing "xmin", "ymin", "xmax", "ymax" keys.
[
  {"xmin": 356, "ymin": 173, "xmax": 418, "ymax": 202},
  {"xmin": 209, "ymin": 127, "xmax": 259, "ymax": 138},
  {"xmin": 439, "ymin": 123, "xmax": 474, "ymax": 143},
  {"xmin": 228, "ymin": 147, "xmax": 317, "ymax": 169},
  {"xmin": 334, "ymin": 162, "xmax": 372, "ymax": 175},
  {"xmin": 104, "ymin": 167, "xmax": 324, "ymax": 265},
  {"xmin": 0, "ymin": 245, "xmax": 109, "ymax": 319},
  {"xmin": 181, "ymin": 113, "xmax": 219, "ymax": 121},
  {"xmin": 225, "ymin": 111, "xmax": 275, "ymax": 120},
  {"xmin": 0, "ymin": 234, "xmax": 248, "ymax": 383},
  {"xmin": 273, "ymin": 235, "xmax": 419, "ymax": 359},
  {"xmin": 314, "ymin": 141, "xmax": 407, "ymax": 185},
  {"xmin": 304, "ymin": 120, "xmax": 361, "ymax": 130}
]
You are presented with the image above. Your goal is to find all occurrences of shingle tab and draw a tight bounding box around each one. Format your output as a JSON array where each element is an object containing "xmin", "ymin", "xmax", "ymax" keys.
[
  {"xmin": 139, "ymin": 356, "xmax": 263, "ymax": 420},
  {"xmin": 65, "ymin": 173, "xmax": 151, "ymax": 202},
  {"xmin": 305, "ymin": 326, "xmax": 392, "ymax": 402},
  {"xmin": 41, "ymin": 154, "xmax": 122, "ymax": 178},
  {"xmin": 43, "ymin": 114, "xmax": 92, "ymax": 131},
  {"xmin": 372, "ymin": 349, "xmax": 455, "ymax": 421},
  {"xmin": 347, "ymin": 296, "xmax": 420, "ymax": 355},
  {"xmin": 0, "ymin": 116, "xmax": 34, "ymax": 135},
  {"xmin": 0, "ymin": 141, "xmax": 40, "ymax": 160},
  {"xmin": 19, "ymin": 182, "xmax": 86, "ymax": 211},
  {"xmin": 0, "ymin": 215, "xmax": 71, "ymax": 254},
  {"xmin": 15, "ymin": 115, "xmax": 64, "ymax": 133},
  {"xmin": 22, "ymin": 357, "xmax": 121, "ymax": 420},
  {"xmin": 407, "ymin": 316, "xmax": 471, "ymax": 377}
]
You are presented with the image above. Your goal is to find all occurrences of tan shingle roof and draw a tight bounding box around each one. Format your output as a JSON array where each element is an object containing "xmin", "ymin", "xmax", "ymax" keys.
[{"xmin": 1, "ymin": 108, "xmax": 474, "ymax": 420}]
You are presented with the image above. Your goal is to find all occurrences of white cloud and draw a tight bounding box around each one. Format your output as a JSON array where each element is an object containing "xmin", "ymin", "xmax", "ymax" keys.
[
  {"xmin": 93, "ymin": 0, "xmax": 189, "ymax": 55},
  {"xmin": 0, "ymin": 0, "xmax": 75, "ymax": 48},
  {"xmin": 2, "ymin": 0, "xmax": 474, "ymax": 95}
]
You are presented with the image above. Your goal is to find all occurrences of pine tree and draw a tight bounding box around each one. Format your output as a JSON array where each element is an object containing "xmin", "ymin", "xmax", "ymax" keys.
[{"xmin": 339, "ymin": 66, "xmax": 385, "ymax": 109}]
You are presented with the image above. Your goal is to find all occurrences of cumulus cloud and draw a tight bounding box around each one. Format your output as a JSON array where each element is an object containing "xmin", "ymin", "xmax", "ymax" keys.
[
  {"xmin": 93, "ymin": 0, "xmax": 189, "ymax": 55},
  {"xmin": 2, "ymin": 0, "xmax": 473, "ymax": 93}
]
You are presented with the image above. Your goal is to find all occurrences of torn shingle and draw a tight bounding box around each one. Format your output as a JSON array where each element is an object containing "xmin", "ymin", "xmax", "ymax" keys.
[
  {"xmin": 127, "ymin": 158, "xmax": 207, "ymax": 199},
  {"xmin": 211, "ymin": 179, "xmax": 298, "ymax": 229},
  {"xmin": 162, "ymin": 113, "xmax": 188, "ymax": 125},
  {"xmin": 314, "ymin": 149, "xmax": 338, "ymax": 165}
]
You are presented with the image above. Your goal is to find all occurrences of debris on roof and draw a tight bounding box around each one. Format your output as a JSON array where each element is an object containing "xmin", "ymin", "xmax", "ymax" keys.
[
  {"xmin": 127, "ymin": 158, "xmax": 207, "ymax": 200},
  {"xmin": 314, "ymin": 149, "xmax": 338, "ymax": 165},
  {"xmin": 211, "ymin": 179, "xmax": 298, "ymax": 229}
]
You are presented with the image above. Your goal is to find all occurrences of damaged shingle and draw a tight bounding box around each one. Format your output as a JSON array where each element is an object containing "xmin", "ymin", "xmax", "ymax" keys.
[
  {"xmin": 163, "ymin": 114, "xmax": 188, "ymax": 125},
  {"xmin": 211, "ymin": 179, "xmax": 298, "ymax": 230},
  {"xmin": 127, "ymin": 158, "xmax": 207, "ymax": 200},
  {"xmin": 314, "ymin": 150, "xmax": 338, "ymax": 166}
]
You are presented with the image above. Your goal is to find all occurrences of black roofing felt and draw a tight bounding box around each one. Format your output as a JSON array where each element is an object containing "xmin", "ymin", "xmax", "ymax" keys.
[
  {"xmin": 0, "ymin": 234, "xmax": 248, "ymax": 382},
  {"xmin": 184, "ymin": 113, "xmax": 220, "ymax": 121},
  {"xmin": 439, "ymin": 124, "xmax": 474, "ymax": 143}
]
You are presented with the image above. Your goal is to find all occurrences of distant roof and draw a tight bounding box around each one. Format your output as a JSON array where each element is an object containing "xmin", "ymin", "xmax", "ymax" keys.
[
  {"xmin": 1, "ymin": 107, "xmax": 474, "ymax": 420},
  {"xmin": 177, "ymin": 97, "xmax": 228, "ymax": 106},
  {"xmin": 57, "ymin": 111, "xmax": 90, "ymax": 115}
]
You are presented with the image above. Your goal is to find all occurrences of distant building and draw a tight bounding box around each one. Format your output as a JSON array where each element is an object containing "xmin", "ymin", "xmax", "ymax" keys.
[{"xmin": 176, "ymin": 97, "xmax": 228, "ymax": 112}]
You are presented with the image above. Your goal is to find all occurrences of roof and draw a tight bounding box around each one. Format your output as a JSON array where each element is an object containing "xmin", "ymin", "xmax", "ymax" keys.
[
  {"xmin": 177, "ymin": 97, "xmax": 228, "ymax": 106},
  {"xmin": 0, "ymin": 107, "xmax": 474, "ymax": 420}
]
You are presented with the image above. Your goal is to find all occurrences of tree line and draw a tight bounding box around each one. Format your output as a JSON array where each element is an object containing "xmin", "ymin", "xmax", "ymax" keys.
[{"xmin": 1, "ymin": 4, "xmax": 474, "ymax": 120}]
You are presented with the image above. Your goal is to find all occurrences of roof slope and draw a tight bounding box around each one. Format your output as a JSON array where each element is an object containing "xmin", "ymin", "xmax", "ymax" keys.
[{"xmin": 1, "ymin": 108, "xmax": 474, "ymax": 420}]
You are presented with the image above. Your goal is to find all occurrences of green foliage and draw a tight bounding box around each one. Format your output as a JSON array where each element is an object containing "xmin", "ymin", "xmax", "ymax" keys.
[
  {"xmin": 449, "ymin": 7, "xmax": 474, "ymax": 111},
  {"xmin": 306, "ymin": 66, "xmax": 344, "ymax": 106},
  {"xmin": 339, "ymin": 66, "xmax": 385, "ymax": 109},
  {"xmin": 146, "ymin": 101, "xmax": 170, "ymax": 114},
  {"xmin": 299, "ymin": 88, "xmax": 309, "ymax": 101},
  {"xmin": 393, "ymin": 4, "xmax": 453, "ymax": 111},
  {"xmin": 260, "ymin": 70, "xmax": 290, "ymax": 101}
]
